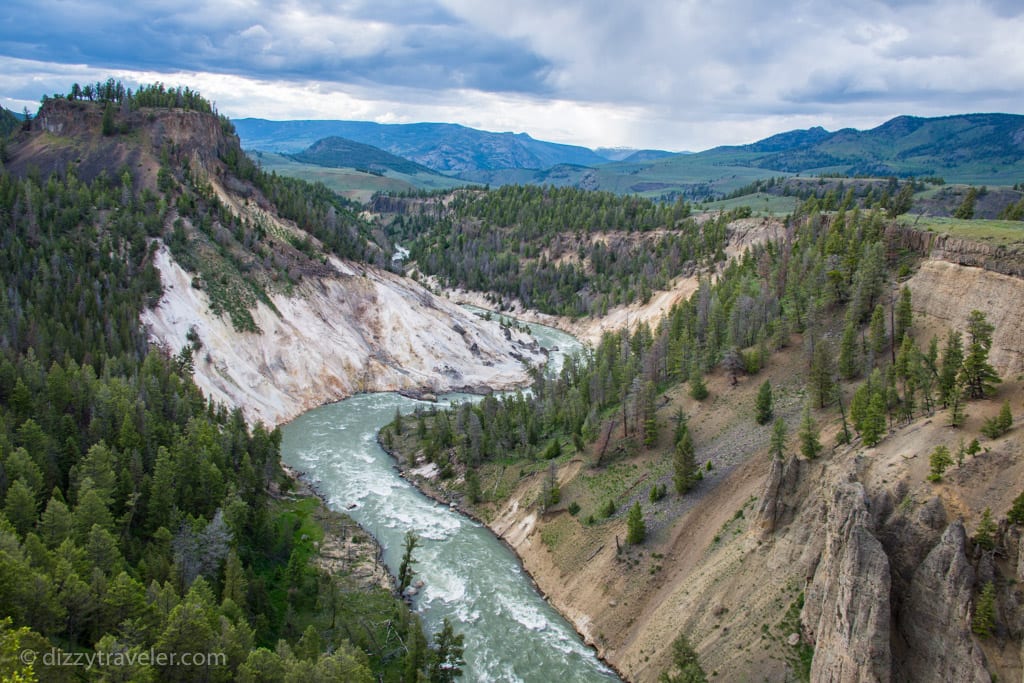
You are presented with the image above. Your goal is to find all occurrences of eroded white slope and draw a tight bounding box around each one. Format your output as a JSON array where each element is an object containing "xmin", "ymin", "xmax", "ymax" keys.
[{"xmin": 142, "ymin": 244, "xmax": 545, "ymax": 425}]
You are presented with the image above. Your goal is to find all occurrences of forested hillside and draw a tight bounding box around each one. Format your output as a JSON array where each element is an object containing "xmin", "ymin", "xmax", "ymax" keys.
[
  {"xmin": 381, "ymin": 185, "xmax": 741, "ymax": 317},
  {"xmin": 0, "ymin": 106, "xmax": 21, "ymax": 138},
  {"xmin": 292, "ymin": 136, "xmax": 445, "ymax": 177},
  {"xmin": 0, "ymin": 82, "xmax": 459, "ymax": 682},
  {"xmin": 388, "ymin": 201, "xmax": 900, "ymax": 479},
  {"xmin": 383, "ymin": 197, "xmax": 1024, "ymax": 681}
]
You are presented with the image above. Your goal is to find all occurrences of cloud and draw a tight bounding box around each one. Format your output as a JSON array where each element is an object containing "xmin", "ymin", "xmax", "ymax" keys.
[
  {"xmin": 0, "ymin": 0, "xmax": 550, "ymax": 92},
  {"xmin": 1, "ymin": 0, "xmax": 1023, "ymax": 150}
]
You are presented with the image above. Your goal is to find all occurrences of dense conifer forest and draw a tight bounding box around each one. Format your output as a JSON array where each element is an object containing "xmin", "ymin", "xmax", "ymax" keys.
[
  {"xmin": 386, "ymin": 199, "xmax": 1004, "ymax": 531},
  {"xmin": 0, "ymin": 83, "xmax": 460, "ymax": 682},
  {"xmin": 384, "ymin": 185, "xmax": 750, "ymax": 316}
]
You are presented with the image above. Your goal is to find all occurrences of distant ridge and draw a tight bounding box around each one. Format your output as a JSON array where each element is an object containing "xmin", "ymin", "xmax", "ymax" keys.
[
  {"xmin": 594, "ymin": 147, "xmax": 676, "ymax": 162},
  {"xmin": 291, "ymin": 136, "xmax": 444, "ymax": 177},
  {"xmin": 240, "ymin": 112, "xmax": 1024, "ymax": 198},
  {"xmin": 705, "ymin": 113, "xmax": 1024, "ymax": 177},
  {"xmin": 234, "ymin": 118, "xmax": 609, "ymax": 173}
]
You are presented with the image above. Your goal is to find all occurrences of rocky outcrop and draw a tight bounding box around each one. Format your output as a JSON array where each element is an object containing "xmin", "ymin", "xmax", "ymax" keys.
[
  {"xmin": 896, "ymin": 521, "xmax": 989, "ymax": 682},
  {"xmin": 885, "ymin": 222, "xmax": 1024, "ymax": 279},
  {"xmin": 11, "ymin": 98, "xmax": 232, "ymax": 187},
  {"xmin": 802, "ymin": 481, "xmax": 892, "ymax": 683},
  {"xmin": 756, "ymin": 456, "xmax": 802, "ymax": 537}
]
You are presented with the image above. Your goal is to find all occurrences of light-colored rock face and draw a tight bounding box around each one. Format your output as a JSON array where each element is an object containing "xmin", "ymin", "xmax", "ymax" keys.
[
  {"xmin": 907, "ymin": 259, "xmax": 1024, "ymax": 376},
  {"xmin": 142, "ymin": 244, "xmax": 545, "ymax": 426},
  {"xmin": 898, "ymin": 521, "xmax": 989, "ymax": 683},
  {"xmin": 802, "ymin": 481, "xmax": 892, "ymax": 683}
]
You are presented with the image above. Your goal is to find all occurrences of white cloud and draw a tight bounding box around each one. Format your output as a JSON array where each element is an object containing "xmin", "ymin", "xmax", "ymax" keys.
[{"xmin": 2, "ymin": 0, "xmax": 1023, "ymax": 150}]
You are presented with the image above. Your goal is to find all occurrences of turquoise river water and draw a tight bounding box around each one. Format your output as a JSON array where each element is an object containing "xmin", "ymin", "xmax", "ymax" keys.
[{"xmin": 280, "ymin": 316, "xmax": 619, "ymax": 682}]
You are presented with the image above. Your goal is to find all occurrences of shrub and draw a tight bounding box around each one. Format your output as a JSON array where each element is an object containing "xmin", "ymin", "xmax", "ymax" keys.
[{"xmin": 980, "ymin": 401, "xmax": 1013, "ymax": 439}]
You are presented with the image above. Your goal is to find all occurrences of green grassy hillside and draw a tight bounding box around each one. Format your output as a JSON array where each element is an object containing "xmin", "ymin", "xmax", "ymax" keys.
[
  {"xmin": 292, "ymin": 136, "xmax": 444, "ymax": 176},
  {"xmin": 251, "ymin": 151, "xmax": 468, "ymax": 201}
]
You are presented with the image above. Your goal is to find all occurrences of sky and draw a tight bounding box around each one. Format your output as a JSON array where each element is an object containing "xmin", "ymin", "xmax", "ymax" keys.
[{"xmin": 2, "ymin": 0, "xmax": 1023, "ymax": 151}]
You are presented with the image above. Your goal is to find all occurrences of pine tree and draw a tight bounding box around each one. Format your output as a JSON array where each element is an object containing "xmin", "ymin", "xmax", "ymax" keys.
[
  {"xmin": 861, "ymin": 393, "xmax": 887, "ymax": 447},
  {"xmin": 808, "ymin": 339, "xmax": 837, "ymax": 409},
  {"xmin": 222, "ymin": 549, "xmax": 247, "ymax": 609},
  {"xmin": 971, "ymin": 581, "xmax": 996, "ymax": 637},
  {"xmin": 1008, "ymin": 490, "xmax": 1024, "ymax": 525},
  {"xmin": 798, "ymin": 405, "xmax": 822, "ymax": 460},
  {"xmin": 722, "ymin": 347, "xmax": 744, "ymax": 386},
  {"xmin": 543, "ymin": 462, "xmax": 560, "ymax": 508},
  {"xmin": 403, "ymin": 618, "xmax": 428, "ymax": 682},
  {"xmin": 974, "ymin": 508, "xmax": 997, "ymax": 551},
  {"xmin": 895, "ymin": 286, "xmax": 913, "ymax": 344},
  {"xmin": 429, "ymin": 618, "xmax": 465, "ymax": 683},
  {"xmin": 960, "ymin": 310, "xmax": 1000, "ymax": 399},
  {"xmin": 770, "ymin": 418, "xmax": 787, "ymax": 460},
  {"xmin": 397, "ymin": 531, "xmax": 419, "ymax": 594},
  {"xmin": 659, "ymin": 633, "xmax": 708, "ymax": 683},
  {"xmin": 649, "ymin": 483, "xmax": 666, "ymax": 503},
  {"xmin": 938, "ymin": 330, "xmax": 964, "ymax": 407},
  {"xmin": 672, "ymin": 407, "xmax": 689, "ymax": 446},
  {"xmin": 927, "ymin": 445, "xmax": 953, "ymax": 482},
  {"xmin": 869, "ymin": 303, "xmax": 888, "ymax": 359},
  {"xmin": 673, "ymin": 427, "xmax": 698, "ymax": 494},
  {"xmin": 954, "ymin": 187, "xmax": 978, "ymax": 220},
  {"xmin": 981, "ymin": 401, "xmax": 1013, "ymax": 438},
  {"xmin": 947, "ymin": 379, "xmax": 966, "ymax": 428},
  {"xmin": 689, "ymin": 372, "xmax": 708, "ymax": 401},
  {"xmin": 626, "ymin": 502, "xmax": 646, "ymax": 544},
  {"xmin": 998, "ymin": 400, "xmax": 1014, "ymax": 432},
  {"xmin": 102, "ymin": 101, "xmax": 117, "ymax": 136},
  {"xmin": 465, "ymin": 468, "xmax": 481, "ymax": 504},
  {"xmin": 393, "ymin": 407, "xmax": 403, "ymax": 436},
  {"xmin": 838, "ymin": 315, "xmax": 861, "ymax": 379},
  {"xmin": 755, "ymin": 380, "xmax": 773, "ymax": 425},
  {"xmin": 2, "ymin": 479, "xmax": 38, "ymax": 536}
]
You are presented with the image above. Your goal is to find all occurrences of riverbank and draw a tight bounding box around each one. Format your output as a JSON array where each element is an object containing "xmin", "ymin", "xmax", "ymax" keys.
[
  {"xmin": 279, "ymin": 392, "xmax": 616, "ymax": 681},
  {"xmin": 278, "ymin": 463, "xmax": 395, "ymax": 593},
  {"xmin": 377, "ymin": 430, "xmax": 628, "ymax": 683}
]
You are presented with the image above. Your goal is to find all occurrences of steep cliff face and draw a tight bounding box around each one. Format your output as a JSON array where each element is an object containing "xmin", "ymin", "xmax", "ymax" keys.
[
  {"xmin": 142, "ymin": 243, "xmax": 544, "ymax": 426},
  {"xmin": 801, "ymin": 481, "xmax": 892, "ymax": 682},
  {"xmin": 8, "ymin": 98, "xmax": 231, "ymax": 190},
  {"xmin": 12, "ymin": 98, "xmax": 546, "ymax": 426},
  {"xmin": 886, "ymin": 222, "xmax": 1024, "ymax": 279},
  {"xmin": 897, "ymin": 521, "xmax": 990, "ymax": 682},
  {"xmin": 906, "ymin": 259, "xmax": 1024, "ymax": 376}
]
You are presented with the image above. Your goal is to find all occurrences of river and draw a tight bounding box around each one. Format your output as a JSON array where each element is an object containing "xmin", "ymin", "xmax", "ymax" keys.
[{"xmin": 280, "ymin": 314, "xmax": 618, "ymax": 682}]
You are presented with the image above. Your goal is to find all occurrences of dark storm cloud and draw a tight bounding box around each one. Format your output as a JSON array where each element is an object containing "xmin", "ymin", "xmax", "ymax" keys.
[{"xmin": 0, "ymin": 0, "xmax": 551, "ymax": 93}]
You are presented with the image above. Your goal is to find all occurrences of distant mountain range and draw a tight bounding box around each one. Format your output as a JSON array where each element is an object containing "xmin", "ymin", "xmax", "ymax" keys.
[
  {"xmin": 235, "ymin": 113, "xmax": 1024, "ymax": 198},
  {"xmin": 598, "ymin": 112, "xmax": 1024, "ymax": 196},
  {"xmin": 710, "ymin": 113, "xmax": 1024, "ymax": 177},
  {"xmin": 233, "ymin": 118, "xmax": 671, "ymax": 174}
]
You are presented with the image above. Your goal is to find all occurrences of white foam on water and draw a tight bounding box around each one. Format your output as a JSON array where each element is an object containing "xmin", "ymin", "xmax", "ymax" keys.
[
  {"xmin": 497, "ymin": 593, "xmax": 550, "ymax": 632},
  {"xmin": 383, "ymin": 503, "xmax": 462, "ymax": 541},
  {"xmin": 419, "ymin": 563, "xmax": 468, "ymax": 606}
]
